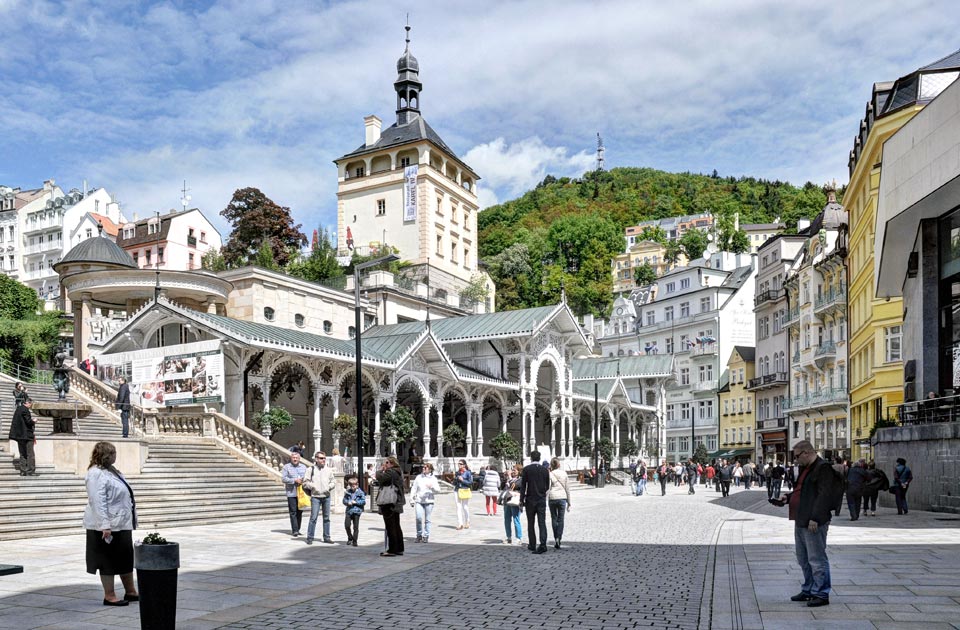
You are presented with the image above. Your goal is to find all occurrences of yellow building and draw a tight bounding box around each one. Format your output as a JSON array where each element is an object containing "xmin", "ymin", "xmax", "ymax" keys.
[
  {"xmin": 846, "ymin": 55, "xmax": 960, "ymax": 460},
  {"xmin": 717, "ymin": 346, "xmax": 755, "ymax": 461},
  {"xmin": 611, "ymin": 240, "xmax": 681, "ymax": 293}
]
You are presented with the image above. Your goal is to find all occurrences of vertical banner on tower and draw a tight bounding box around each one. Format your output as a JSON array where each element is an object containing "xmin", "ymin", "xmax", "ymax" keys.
[{"xmin": 403, "ymin": 164, "xmax": 418, "ymax": 221}]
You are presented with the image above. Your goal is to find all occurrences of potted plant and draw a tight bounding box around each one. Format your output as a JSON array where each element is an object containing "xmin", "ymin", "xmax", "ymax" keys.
[
  {"xmin": 382, "ymin": 406, "xmax": 417, "ymax": 455},
  {"xmin": 253, "ymin": 407, "xmax": 294, "ymax": 439},
  {"xmin": 134, "ymin": 532, "xmax": 180, "ymax": 630},
  {"xmin": 442, "ymin": 423, "xmax": 466, "ymax": 457},
  {"xmin": 331, "ymin": 413, "xmax": 370, "ymax": 452},
  {"xmin": 489, "ymin": 432, "xmax": 522, "ymax": 467}
]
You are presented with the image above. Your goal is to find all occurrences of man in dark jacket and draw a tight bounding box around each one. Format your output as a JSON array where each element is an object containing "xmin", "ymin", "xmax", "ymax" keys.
[
  {"xmin": 845, "ymin": 460, "xmax": 871, "ymax": 521},
  {"xmin": 718, "ymin": 459, "xmax": 733, "ymax": 497},
  {"xmin": 8, "ymin": 398, "xmax": 37, "ymax": 476},
  {"xmin": 772, "ymin": 440, "xmax": 840, "ymax": 608},
  {"xmin": 685, "ymin": 458, "xmax": 698, "ymax": 494},
  {"xmin": 768, "ymin": 461, "xmax": 786, "ymax": 499},
  {"xmin": 115, "ymin": 377, "xmax": 131, "ymax": 438},
  {"xmin": 519, "ymin": 450, "xmax": 550, "ymax": 554}
]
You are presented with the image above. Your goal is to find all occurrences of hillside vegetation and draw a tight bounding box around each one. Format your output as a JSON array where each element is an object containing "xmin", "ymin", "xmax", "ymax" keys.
[{"xmin": 478, "ymin": 167, "xmax": 834, "ymax": 315}]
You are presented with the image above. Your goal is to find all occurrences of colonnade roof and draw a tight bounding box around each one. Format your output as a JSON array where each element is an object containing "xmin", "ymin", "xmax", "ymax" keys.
[
  {"xmin": 366, "ymin": 304, "xmax": 569, "ymax": 342},
  {"xmin": 571, "ymin": 355, "xmax": 674, "ymax": 380}
]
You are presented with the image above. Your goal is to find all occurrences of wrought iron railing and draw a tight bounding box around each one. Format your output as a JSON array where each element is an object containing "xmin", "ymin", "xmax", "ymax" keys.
[{"xmin": 895, "ymin": 394, "xmax": 960, "ymax": 426}]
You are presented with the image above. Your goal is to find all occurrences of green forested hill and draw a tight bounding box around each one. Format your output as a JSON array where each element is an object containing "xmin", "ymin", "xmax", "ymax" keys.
[{"xmin": 478, "ymin": 167, "xmax": 834, "ymax": 316}]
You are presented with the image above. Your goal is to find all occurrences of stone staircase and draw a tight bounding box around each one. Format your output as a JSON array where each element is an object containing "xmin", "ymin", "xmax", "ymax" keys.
[
  {"xmin": 566, "ymin": 471, "xmax": 596, "ymax": 492},
  {"xmin": 0, "ymin": 374, "xmax": 123, "ymax": 440},
  {"xmin": 0, "ymin": 438, "xmax": 287, "ymax": 541}
]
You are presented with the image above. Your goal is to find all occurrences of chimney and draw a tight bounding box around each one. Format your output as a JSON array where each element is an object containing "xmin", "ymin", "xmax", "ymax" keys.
[
  {"xmin": 43, "ymin": 179, "xmax": 54, "ymax": 191},
  {"xmin": 364, "ymin": 115, "xmax": 382, "ymax": 147},
  {"xmin": 825, "ymin": 181, "xmax": 838, "ymax": 204},
  {"xmin": 797, "ymin": 218, "xmax": 811, "ymax": 232}
]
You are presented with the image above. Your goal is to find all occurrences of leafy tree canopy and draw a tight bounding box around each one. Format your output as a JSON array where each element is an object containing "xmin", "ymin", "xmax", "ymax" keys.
[
  {"xmin": 0, "ymin": 276, "xmax": 63, "ymax": 367},
  {"xmin": 633, "ymin": 263, "xmax": 657, "ymax": 287},
  {"xmin": 286, "ymin": 227, "xmax": 345, "ymax": 285},
  {"xmin": 220, "ymin": 187, "xmax": 306, "ymax": 268}
]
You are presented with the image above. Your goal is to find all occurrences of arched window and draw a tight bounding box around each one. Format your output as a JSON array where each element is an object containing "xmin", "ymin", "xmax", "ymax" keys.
[
  {"xmin": 323, "ymin": 320, "xmax": 332, "ymax": 334},
  {"xmin": 264, "ymin": 307, "xmax": 275, "ymax": 321},
  {"xmin": 295, "ymin": 314, "xmax": 305, "ymax": 328}
]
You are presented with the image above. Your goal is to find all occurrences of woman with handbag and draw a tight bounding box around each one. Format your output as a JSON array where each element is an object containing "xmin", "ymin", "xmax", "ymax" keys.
[
  {"xmin": 83, "ymin": 441, "xmax": 139, "ymax": 606},
  {"xmin": 375, "ymin": 456, "xmax": 406, "ymax": 556},
  {"xmin": 547, "ymin": 458, "xmax": 571, "ymax": 549},
  {"xmin": 482, "ymin": 465, "xmax": 502, "ymax": 516},
  {"xmin": 501, "ymin": 464, "xmax": 523, "ymax": 544},
  {"xmin": 454, "ymin": 459, "xmax": 473, "ymax": 530}
]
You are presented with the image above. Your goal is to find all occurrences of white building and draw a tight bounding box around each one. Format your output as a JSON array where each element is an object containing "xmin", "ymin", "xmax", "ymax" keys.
[
  {"xmin": 116, "ymin": 208, "xmax": 221, "ymax": 272},
  {"xmin": 747, "ymin": 233, "xmax": 805, "ymax": 464},
  {"xmin": 783, "ymin": 190, "xmax": 849, "ymax": 459},
  {"xmin": 595, "ymin": 253, "xmax": 757, "ymax": 462},
  {"xmin": 333, "ymin": 26, "xmax": 493, "ymax": 309}
]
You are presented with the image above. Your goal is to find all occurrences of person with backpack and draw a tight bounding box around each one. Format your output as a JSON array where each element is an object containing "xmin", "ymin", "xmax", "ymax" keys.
[
  {"xmin": 845, "ymin": 460, "xmax": 871, "ymax": 521},
  {"xmin": 893, "ymin": 457, "xmax": 913, "ymax": 515},
  {"xmin": 770, "ymin": 440, "xmax": 842, "ymax": 608},
  {"xmin": 685, "ymin": 458, "xmax": 698, "ymax": 495},
  {"xmin": 718, "ymin": 459, "xmax": 733, "ymax": 497}
]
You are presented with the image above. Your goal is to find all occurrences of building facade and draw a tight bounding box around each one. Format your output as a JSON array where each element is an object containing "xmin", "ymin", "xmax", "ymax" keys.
[
  {"xmin": 784, "ymin": 190, "xmax": 849, "ymax": 460},
  {"xmin": 334, "ymin": 28, "xmax": 485, "ymax": 302},
  {"xmin": 116, "ymin": 208, "xmax": 221, "ymax": 272},
  {"xmin": 718, "ymin": 346, "xmax": 755, "ymax": 461},
  {"xmin": 611, "ymin": 240, "xmax": 678, "ymax": 293},
  {"xmin": 748, "ymin": 234, "xmax": 805, "ymax": 463},
  {"xmin": 847, "ymin": 51, "xmax": 960, "ymax": 459}
]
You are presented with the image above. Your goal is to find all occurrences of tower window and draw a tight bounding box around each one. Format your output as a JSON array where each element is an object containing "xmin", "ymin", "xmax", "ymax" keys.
[
  {"xmin": 451, "ymin": 242, "xmax": 457, "ymax": 261},
  {"xmin": 377, "ymin": 199, "xmax": 386, "ymax": 216},
  {"xmin": 264, "ymin": 307, "xmax": 275, "ymax": 321},
  {"xmin": 436, "ymin": 235, "xmax": 443, "ymax": 256},
  {"xmin": 400, "ymin": 157, "xmax": 411, "ymax": 168},
  {"xmin": 295, "ymin": 313, "xmax": 305, "ymax": 328},
  {"xmin": 355, "ymin": 166, "xmax": 365, "ymax": 178},
  {"xmin": 436, "ymin": 198, "xmax": 443, "ymax": 215},
  {"xmin": 323, "ymin": 320, "xmax": 332, "ymax": 334}
]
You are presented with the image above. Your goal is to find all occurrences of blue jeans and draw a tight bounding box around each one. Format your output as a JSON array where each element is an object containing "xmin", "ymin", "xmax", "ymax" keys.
[
  {"xmin": 307, "ymin": 495, "xmax": 331, "ymax": 541},
  {"xmin": 120, "ymin": 409, "xmax": 130, "ymax": 437},
  {"xmin": 503, "ymin": 505, "xmax": 522, "ymax": 540},
  {"xmin": 415, "ymin": 502, "xmax": 434, "ymax": 538},
  {"xmin": 894, "ymin": 486, "xmax": 909, "ymax": 514},
  {"xmin": 549, "ymin": 499, "xmax": 567, "ymax": 542},
  {"xmin": 768, "ymin": 479, "xmax": 782, "ymax": 499},
  {"xmin": 636, "ymin": 478, "xmax": 646, "ymax": 495},
  {"xmin": 794, "ymin": 523, "xmax": 831, "ymax": 599}
]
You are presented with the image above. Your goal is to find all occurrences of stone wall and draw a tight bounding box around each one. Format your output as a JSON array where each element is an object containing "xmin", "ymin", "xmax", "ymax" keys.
[{"xmin": 873, "ymin": 423, "xmax": 960, "ymax": 513}]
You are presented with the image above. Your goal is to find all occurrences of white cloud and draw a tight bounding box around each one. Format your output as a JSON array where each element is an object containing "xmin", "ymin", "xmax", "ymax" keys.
[{"xmin": 464, "ymin": 137, "xmax": 595, "ymax": 208}]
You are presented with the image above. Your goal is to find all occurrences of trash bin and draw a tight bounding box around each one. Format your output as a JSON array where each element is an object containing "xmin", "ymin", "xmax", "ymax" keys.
[{"xmin": 134, "ymin": 541, "xmax": 179, "ymax": 630}]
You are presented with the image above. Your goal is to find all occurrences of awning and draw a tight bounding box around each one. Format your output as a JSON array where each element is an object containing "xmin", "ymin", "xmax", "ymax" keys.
[
  {"xmin": 707, "ymin": 447, "xmax": 754, "ymax": 460},
  {"xmin": 760, "ymin": 431, "xmax": 786, "ymax": 442}
]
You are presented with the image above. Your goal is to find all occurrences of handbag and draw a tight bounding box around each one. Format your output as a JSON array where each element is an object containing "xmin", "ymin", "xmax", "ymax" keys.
[
  {"xmin": 457, "ymin": 488, "xmax": 472, "ymax": 500},
  {"xmin": 296, "ymin": 485, "xmax": 310, "ymax": 509},
  {"xmin": 496, "ymin": 488, "xmax": 512, "ymax": 505},
  {"xmin": 377, "ymin": 483, "xmax": 399, "ymax": 506}
]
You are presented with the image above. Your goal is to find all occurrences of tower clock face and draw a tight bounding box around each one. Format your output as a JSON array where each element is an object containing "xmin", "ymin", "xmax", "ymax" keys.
[{"xmin": 616, "ymin": 307, "xmax": 623, "ymax": 315}]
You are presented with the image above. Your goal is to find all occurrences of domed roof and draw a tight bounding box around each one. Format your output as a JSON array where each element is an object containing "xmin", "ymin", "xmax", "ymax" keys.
[
  {"xmin": 55, "ymin": 234, "xmax": 136, "ymax": 271},
  {"xmin": 397, "ymin": 48, "xmax": 419, "ymax": 74}
]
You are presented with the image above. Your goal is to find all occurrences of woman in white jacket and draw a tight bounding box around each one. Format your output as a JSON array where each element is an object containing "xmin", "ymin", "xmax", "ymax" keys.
[
  {"xmin": 83, "ymin": 441, "xmax": 138, "ymax": 606},
  {"xmin": 482, "ymin": 465, "xmax": 502, "ymax": 516},
  {"xmin": 548, "ymin": 458, "xmax": 571, "ymax": 549},
  {"xmin": 410, "ymin": 462, "xmax": 441, "ymax": 543}
]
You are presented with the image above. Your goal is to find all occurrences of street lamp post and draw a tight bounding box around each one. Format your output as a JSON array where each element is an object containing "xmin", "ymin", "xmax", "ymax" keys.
[{"xmin": 353, "ymin": 254, "xmax": 399, "ymax": 478}]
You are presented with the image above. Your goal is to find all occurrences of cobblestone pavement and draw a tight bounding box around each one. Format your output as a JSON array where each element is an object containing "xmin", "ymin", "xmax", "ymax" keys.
[{"xmin": 2, "ymin": 480, "xmax": 960, "ymax": 629}]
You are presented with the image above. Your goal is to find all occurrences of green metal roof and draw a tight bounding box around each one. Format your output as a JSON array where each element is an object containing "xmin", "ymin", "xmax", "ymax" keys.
[
  {"xmin": 572, "ymin": 380, "xmax": 616, "ymax": 399},
  {"xmin": 572, "ymin": 355, "xmax": 674, "ymax": 380},
  {"xmin": 365, "ymin": 305, "xmax": 559, "ymax": 342},
  {"xmin": 189, "ymin": 310, "xmax": 423, "ymax": 363}
]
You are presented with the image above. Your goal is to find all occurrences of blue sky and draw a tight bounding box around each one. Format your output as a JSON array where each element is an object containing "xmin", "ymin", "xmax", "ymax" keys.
[{"xmin": 2, "ymin": 0, "xmax": 958, "ymax": 239}]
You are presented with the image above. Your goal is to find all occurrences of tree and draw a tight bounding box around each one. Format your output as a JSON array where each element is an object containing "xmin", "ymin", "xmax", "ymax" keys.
[
  {"xmin": 442, "ymin": 423, "xmax": 466, "ymax": 455},
  {"xmin": 633, "ymin": 263, "xmax": 657, "ymax": 287},
  {"xmin": 286, "ymin": 227, "xmax": 345, "ymax": 284},
  {"xmin": 693, "ymin": 443, "xmax": 710, "ymax": 464},
  {"xmin": 220, "ymin": 187, "xmax": 306, "ymax": 268},
  {"xmin": 679, "ymin": 229, "xmax": 709, "ymax": 260},
  {"xmin": 489, "ymin": 432, "xmax": 522, "ymax": 463},
  {"xmin": 201, "ymin": 247, "xmax": 228, "ymax": 272},
  {"xmin": 253, "ymin": 407, "xmax": 294, "ymax": 435},
  {"xmin": 458, "ymin": 274, "xmax": 490, "ymax": 305},
  {"xmin": 621, "ymin": 438, "xmax": 639, "ymax": 458},
  {"xmin": 0, "ymin": 276, "xmax": 62, "ymax": 367},
  {"xmin": 597, "ymin": 437, "xmax": 614, "ymax": 463},
  {"xmin": 636, "ymin": 226, "xmax": 667, "ymax": 244},
  {"xmin": 574, "ymin": 435, "xmax": 592, "ymax": 457},
  {"xmin": 728, "ymin": 229, "xmax": 751, "ymax": 254},
  {"xmin": 382, "ymin": 406, "xmax": 417, "ymax": 446},
  {"xmin": 253, "ymin": 240, "xmax": 279, "ymax": 270},
  {"xmin": 664, "ymin": 240, "xmax": 683, "ymax": 264}
]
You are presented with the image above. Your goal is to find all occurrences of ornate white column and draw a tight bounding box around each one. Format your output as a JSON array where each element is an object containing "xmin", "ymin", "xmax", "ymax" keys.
[
  {"xmin": 465, "ymin": 404, "xmax": 475, "ymax": 458},
  {"xmin": 373, "ymin": 397, "xmax": 383, "ymax": 458},
  {"xmin": 501, "ymin": 408, "xmax": 508, "ymax": 434},
  {"xmin": 549, "ymin": 412, "xmax": 558, "ymax": 458},
  {"xmin": 422, "ymin": 401, "xmax": 432, "ymax": 458},
  {"xmin": 311, "ymin": 380, "xmax": 323, "ymax": 455},
  {"xmin": 560, "ymin": 412, "xmax": 567, "ymax": 458},
  {"xmin": 475, "ymin": 406, "xmax": 485, "ymax": 459},
  {"xmin": 434, "ymin": 398, "xmax": 444, "ymax": 463}
]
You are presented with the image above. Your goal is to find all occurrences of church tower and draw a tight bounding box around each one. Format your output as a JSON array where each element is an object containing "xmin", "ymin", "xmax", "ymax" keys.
[{"xmin": 335, "ymin": 24, "xmax": 489, "ymax": 303}]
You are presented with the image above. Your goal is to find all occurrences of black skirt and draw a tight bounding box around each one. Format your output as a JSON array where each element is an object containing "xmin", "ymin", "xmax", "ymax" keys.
[{"xmin": 85, "ymin": 529, "xmax": 134, "ymax": 575}]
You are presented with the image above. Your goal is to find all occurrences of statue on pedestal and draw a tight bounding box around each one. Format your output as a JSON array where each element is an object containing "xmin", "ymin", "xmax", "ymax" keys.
[{"xmin": 52, "ymin": 345, "xmax": 70, "ymax": 400}]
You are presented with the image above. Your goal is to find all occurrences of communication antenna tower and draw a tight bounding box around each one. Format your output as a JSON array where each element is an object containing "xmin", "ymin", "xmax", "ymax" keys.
[
  {"xmin": 180, "ymin": 180, "xmax": 192, "ymax": 211},
  {"xmin": 596, "ymin": 133, "xmax": 605, "ymax": 171}
]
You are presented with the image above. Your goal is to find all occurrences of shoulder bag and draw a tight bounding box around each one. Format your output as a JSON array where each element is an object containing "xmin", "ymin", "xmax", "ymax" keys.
[
  {"xmin": 296, "ymin": 484, "xmax": 311, "ymax": 509},
  {"xmin": 377, "ymin": 482, "xmax": 399, "ymax": 506},
  {"xmin": 497, "ymin": 487, "xmax": 512, "ymax": 505}
]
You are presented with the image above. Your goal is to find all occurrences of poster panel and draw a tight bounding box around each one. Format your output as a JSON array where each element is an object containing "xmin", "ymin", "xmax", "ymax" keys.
[{"xmin": 403, "ymin": 164, "xmax": 418, "ymax": 221}]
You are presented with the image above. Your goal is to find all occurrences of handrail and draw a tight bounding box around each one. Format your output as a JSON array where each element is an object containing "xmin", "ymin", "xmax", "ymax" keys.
[
  {"xmin": 67, "ymin": 368, "xmax": 145, "ymax": 437},
  {"xmin": 0, "ymin": 358, "xmax": 53, "ymax": 385}
]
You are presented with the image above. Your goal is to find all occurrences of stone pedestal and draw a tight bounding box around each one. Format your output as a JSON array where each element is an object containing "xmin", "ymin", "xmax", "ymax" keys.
[{"xmin": 32, "ymin": 402, "xmax": 92, "ymax": 435}]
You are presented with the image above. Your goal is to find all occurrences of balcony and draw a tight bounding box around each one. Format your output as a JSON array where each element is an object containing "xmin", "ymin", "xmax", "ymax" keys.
[
  {"xmin": 814, "ymin": 288, "xmax": 847, "ymax": 316},
  {"xmin": 24, "ymin": 217, "xmax": 63, "ymax": 233},
  {"xmin": 814, "ymin": 341, "xmax": 837, "ymax": 368},
  {"xmin": 691, "ymin": 343, "xmax": 717, "ymax": 357},
  {"xmin": 754, "ymin": 288, "xmax": 783, "ymax": 308},
  {"xmin": 23, "ymin": 240, "xmax": 62, "ymax": 256},
  {"xmin": 665, "ymin": 416, "xmax": 718, "ymax": 430},
  {"xmin": 784, "ymin": 308, "xmax": 800, "ymax": 327},
  {"xmin": 756, "ymin": 417, "xmax": 787, "ymax": 431},
  {"xmin": 187, "ymin": 235, "xmax": 197, "ymax": 247},
  {"xmin": 784, "ymin": 388, "xmax": 847, "ymax": 412},
  {"xmin": 792, "ymin": 352, "xmax": 800, "ymax": 365},
  {"xmin": 746, "ymin": 372, "xmax": 789, "ymax": 391},
  {"xmin": 692, "ymin": 379, "xmax": 718, "ymax": 395}
]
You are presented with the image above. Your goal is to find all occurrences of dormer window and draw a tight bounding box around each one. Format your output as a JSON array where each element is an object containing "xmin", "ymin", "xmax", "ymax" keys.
[
  {"xmin": 123, "ymin": 226, "xmax": 135, "ymax": 239},
  {"xmin": 264, "ymin": 307, "xmax": 275, "ymax": 321}
]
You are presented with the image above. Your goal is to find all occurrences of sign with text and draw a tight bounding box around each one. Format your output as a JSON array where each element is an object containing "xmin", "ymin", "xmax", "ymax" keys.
[
  {"xmin": 97, "ymin": 340, "xmax": 225, "ymax": 408},
  {"xmin": 403, "ymin": 164, "xmax": 418, "ymax": 221}
]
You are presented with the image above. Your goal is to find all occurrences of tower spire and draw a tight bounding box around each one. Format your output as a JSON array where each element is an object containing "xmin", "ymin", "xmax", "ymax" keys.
[
  {"xmin": 405, "ymin": 13, "xmax": 411, "ymax": 50},
  {"xmin": 394, "ymin": 16, "xmax": 422, "ymax": 125}
]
